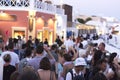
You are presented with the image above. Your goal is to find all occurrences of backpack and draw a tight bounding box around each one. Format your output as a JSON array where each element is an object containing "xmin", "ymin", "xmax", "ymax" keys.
[{"xmin": 69, "ymin": 69, "xmax": 85, "ymax": 80}]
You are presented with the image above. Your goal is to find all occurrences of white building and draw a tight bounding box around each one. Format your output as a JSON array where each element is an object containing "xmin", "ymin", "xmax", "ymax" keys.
[
  {"xmin": 0, "ymin": 0, "xmax": 67, "ymax": 44},
  {"xmin": 56, "ymin": 14, "xmax": 67, "ymax": 39}
]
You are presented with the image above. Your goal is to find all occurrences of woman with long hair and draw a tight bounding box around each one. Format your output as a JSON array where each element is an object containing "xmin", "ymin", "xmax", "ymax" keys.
[{"xmin": 37, "ymin": 57, "xmax": 56, "ymax": 80}]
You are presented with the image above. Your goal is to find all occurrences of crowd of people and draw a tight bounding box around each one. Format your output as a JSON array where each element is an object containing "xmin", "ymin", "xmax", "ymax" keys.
[{"xmin": 0, "ymin": 35, "xmax": 120, "ymax": 80}]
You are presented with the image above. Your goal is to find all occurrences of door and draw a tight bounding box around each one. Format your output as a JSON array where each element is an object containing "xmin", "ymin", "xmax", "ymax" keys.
[{"xmin": 14, "ymin": 30, "xmax": 25, "ymax": 39}]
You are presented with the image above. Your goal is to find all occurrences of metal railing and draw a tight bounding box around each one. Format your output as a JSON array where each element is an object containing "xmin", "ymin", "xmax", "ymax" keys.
[
  {"xmin": 0, "ymin": 0, "xmax": 64, "ymax": 15},
  {"xmin": 0, "ymin": 0, "xmax": 29, "ymax": 7}
]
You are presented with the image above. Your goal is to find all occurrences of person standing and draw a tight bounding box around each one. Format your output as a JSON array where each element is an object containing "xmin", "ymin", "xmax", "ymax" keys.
[
  {"xmin": 64, "ymin": 36, "xmax": 74, "ymax": 51},
  {"xmin": 65, "ymin": 57, "xmax": 87, "ymax": 80},
  {"xmin": 98, "ymin": 42, "xmax": 109, "ymax": 59},
  {"xmin": 18, "ymin": 48, "xmax": 32, "ymax": 73},
  {"xmin": 22, "ymin": 35, "xmax": 26, "ymax": 43},
  {"xmin": 44, "ymin": 38, "xmax": 49, "ymax": 46},
  {"xmin": 37, "ymin": 57, "xmax": 56, "ymax": 80},
  {"xmin": 55, "ymin": 36, "xmax": 63, "ymax": 47},
  {"xmin": 3, "ymin": 54, "xmax": 16, "ymax": 80},
  {"xmin": 28, "ymin": 44, "xmax": 45, "ymax": 71},
  {"xmin": 17, "ymin": 35, "xmax": 24, "ymax": 49},
  {"xmin": 28, "ymin": 44, "xmax": 55, "ymax": 71},
  {"xmin": 1, "ymin": 43, "xmax": 20, "ymax": 69}
]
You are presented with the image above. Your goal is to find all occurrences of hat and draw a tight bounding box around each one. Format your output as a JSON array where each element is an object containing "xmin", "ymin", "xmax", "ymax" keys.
[{"xmin": 74, "ymin": 58, "xmax": 87, "ymax": 66}]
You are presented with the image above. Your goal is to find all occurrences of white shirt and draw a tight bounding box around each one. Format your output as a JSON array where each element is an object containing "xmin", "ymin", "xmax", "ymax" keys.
[
  {"xmin": 1, "ymin": 51, "xmax": 19, "ymax": 66},
  {"xmin": 18, "ymin": 40, "xmax": 24, "ymax": 49},
  {"xmin": 64, "ymin": 39, "xmax": 74, "ymax": 51},
  {"xmin": 81, "ymin": 40, "xmax": 88, "ymax": 49},
  {"xmin": 66, "ymin": 68, "xmax": 83, "ymax": 80},
  {"xmin": 87, "ymin": 55, "xmax": 93, "ymax": 61}
]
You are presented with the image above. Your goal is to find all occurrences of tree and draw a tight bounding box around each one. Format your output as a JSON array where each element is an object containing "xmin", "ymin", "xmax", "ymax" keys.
[
  {"xmin": 77, "ymin": 18, "xmax": 85, "ymax": 24},
  {"xmin": 77, "ymin": 17, "xmax": 92, "ymax": 24}
]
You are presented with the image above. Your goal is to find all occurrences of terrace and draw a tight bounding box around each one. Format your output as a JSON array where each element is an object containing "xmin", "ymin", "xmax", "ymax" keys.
[{"xmin": 0, "ymin": 0, "xmax": 64, "ymax": 15}]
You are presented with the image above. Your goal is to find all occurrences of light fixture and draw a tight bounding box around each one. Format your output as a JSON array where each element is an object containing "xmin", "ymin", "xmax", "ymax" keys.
[{"xmin": 0, "ymin": 11, "xmax": 17, "ymax": 21}]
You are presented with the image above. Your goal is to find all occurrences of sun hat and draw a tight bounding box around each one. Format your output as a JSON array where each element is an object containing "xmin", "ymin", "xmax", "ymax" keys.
[{"xmin": 74, "ymin": 57, "xmax": 87, "ymax": 66}]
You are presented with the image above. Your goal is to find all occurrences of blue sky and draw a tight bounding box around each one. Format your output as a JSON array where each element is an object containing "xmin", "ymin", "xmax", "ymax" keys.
[{"xmin": 53, "ymin": 0, "xmax": 120, "ymax": 20}]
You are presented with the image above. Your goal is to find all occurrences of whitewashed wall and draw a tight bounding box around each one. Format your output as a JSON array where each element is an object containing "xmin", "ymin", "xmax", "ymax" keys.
[{"xmin": 56, "ymin": 14, "xmax": 67, "ymax": 40}]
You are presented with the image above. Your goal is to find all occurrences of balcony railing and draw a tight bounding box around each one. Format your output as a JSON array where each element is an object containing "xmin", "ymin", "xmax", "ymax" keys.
[{"xmin": 0, "ymin": 0, "xmax": 64, "ymax": 15}]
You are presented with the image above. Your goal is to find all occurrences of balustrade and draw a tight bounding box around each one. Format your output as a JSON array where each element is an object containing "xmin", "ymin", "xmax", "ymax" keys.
[{"xmin": 0, "ymin": 0, "xmax": 64, "ymax": 15}]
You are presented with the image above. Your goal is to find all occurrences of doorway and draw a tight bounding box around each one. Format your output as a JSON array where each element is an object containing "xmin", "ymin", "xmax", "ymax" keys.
[
  {"xmin": 14, "ymin": 31, "xmax": 25, "ymax": 38},
  {"xmin": 42, "ymin": 28, "xmax": 53, "ymax": 45},
  {"xmin": 12, "ymin": 27, "xmax": 26, "ymax": 39},
  {"xmin": 37, "ymin": 31, "xmax": 43, "ymax": 42}
]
